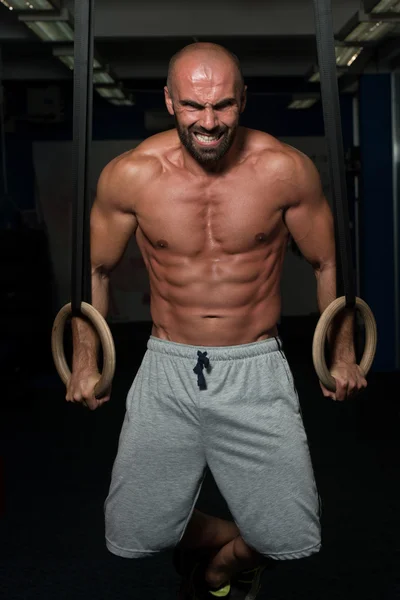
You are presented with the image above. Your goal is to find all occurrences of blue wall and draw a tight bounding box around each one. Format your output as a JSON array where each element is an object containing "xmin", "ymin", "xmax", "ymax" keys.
[{"xmin": 359, "ymin": 74, "xmax": 396, "ymax": 371}]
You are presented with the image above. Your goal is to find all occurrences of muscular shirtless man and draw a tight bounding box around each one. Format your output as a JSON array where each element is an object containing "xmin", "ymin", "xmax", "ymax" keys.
[{"xmin": 67, "ymin": 43, "xmax": 367, "ymax": 599}]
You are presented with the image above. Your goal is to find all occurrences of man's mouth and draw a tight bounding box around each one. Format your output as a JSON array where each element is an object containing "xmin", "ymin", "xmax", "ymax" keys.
[{"xmin": 193, "ymin": 131, "xmax": 224, "ymax": 147}]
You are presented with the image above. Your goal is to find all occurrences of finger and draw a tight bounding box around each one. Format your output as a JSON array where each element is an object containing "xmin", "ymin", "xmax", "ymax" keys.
[
  {"xmin": 320, "ymin": 383, "xmax": 336, "ymax": 401},
  {"xmin": 347, "ymin": 372, "xmax": 366, "ymax": 396},
  {"xmin": 84, "ymin": 396, "xmax": 99, "ymax": 410},
  {"xmin": 346, "ymin": 379, "xmax": 358, "ymax": 397},
  {"xmin": 98, "ymin": 396, "xmax": 110, "ymax": 407},
  {"xmin": 334, "ymin": 378, "xmax": 348, "ymax": 402},
  {"xmin": 353, "ymin": 378, "xmax": 367, "ymax": 396}
]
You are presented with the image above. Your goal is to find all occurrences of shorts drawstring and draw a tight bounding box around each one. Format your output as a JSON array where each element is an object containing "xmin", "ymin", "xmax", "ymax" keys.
[{"xmin": 193, "ymin": 351, "xmax": 210, "ymax": 390}]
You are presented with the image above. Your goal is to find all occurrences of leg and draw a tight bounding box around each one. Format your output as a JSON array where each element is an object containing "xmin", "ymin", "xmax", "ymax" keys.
[
  {"xmin": 105, "ymin": 349, "xmax": 207, "ymax": 558},
  {"xmin": 179, "ymin": 510, "xmax": 266, "ymax": 589},
  {"xmin": 203, "ymin": 343, "xmax": 321, "ymax": 562},
  {"xmin": 204, "ymin": 535, "xmax": 267, "ymax": 589},
  {"xmin": 180, "ymin": 509, "xmax": 240, "ymax": 551}
]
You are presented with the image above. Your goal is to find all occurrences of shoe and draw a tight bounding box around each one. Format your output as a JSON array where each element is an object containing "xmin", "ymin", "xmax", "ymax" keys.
[
  {"xmin": 230, "ymin": 566, "xmax": 265, "ymax": 600},
  {"xmin": 173, "ymin": 548, "xmax": 266, "ymax": 600},
  {"xmin": 174, "ymin": 547, "xmax": 231, "ymax": 600}
]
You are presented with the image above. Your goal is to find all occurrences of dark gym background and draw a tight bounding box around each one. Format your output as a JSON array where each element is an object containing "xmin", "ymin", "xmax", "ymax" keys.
[{"xmin": 0, "ymin": 1, "xmax": 399, "ymax": 598}]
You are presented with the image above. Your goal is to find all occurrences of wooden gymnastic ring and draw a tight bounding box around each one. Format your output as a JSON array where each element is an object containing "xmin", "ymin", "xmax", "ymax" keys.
[
  {"xmin": 312, "ymin": 296, "xmax": 377, "ymax": 392},
  {"xmin": 51, "ymin": 302, "xmax": 116, "ymax": 398}
]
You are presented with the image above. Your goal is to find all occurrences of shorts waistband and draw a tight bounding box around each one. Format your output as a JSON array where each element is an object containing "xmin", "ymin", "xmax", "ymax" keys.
[{"xmin": 147, "ymin": 335, "xmax": 283, "ymax": 361}]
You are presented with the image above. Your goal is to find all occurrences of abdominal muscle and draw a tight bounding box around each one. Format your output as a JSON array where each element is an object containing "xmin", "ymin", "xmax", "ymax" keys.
[{"xmin": 147, "ymin": 249, "xmax": 284, "ymax": 347}]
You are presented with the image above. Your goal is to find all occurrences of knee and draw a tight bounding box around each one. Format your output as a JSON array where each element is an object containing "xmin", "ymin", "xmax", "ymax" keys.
[{"xmin": 233, "ymin": 535, "xmax": 263, "ymax": 565}]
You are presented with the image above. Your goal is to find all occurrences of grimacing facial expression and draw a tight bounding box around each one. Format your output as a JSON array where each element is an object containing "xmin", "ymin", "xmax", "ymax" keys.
[{"xmin": 165, "ymin": 58, "xmax": 246, "ymax": 165}]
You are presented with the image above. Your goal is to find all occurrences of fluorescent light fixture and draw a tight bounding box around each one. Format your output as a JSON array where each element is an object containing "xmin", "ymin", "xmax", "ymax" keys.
[
  {"xmin": 25, "ymin": 20, "xmax": 74, "ymax": 41},
  {"xmin": 111, "ymin": 99, "xmax": 135, "ymax": 106},
  {"xmin": 288, "ymin": 99, "xmax": 318, "ymax": 110},
  {"xmin": 308, "ymin": 69, "xmax": 344, "ymax": 83},
  {"xmin": 309, "ymin": 72, "xmax": 321, "ymax": 82},
  {"xmin": 372, "ymin": 0, "xmax": 400, "ymax": 13},
  {"xmin": 346, "ymin": 20, "xmax": 395, "ymax": 41},
  {"xmin": 335, "ymin": 45, "xmax": 363, "ymax": 67},
  {"xmin": 96, "ymin": 87, "xmax": 125, "ymax": 100},
  {"xmin": 57, "ymin": 55, "xmax": 102, "ymax": 71},
  {"xmin": 53, "ymin": 48, "xmax": 102, "ymax": 71},
  {"xmin": 0, "ymin": 0, "xmax": 53, "ymax": 8},
  {"xmin": 93, "ymin": 71, "xmax": 115, "ymax": 84},
  {"xmin": 58, "ymin": 55, "xmax": 74, "ymax": 70}
]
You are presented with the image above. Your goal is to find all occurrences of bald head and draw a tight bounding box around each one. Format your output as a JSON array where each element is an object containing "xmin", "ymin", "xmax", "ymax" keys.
[
  {"xmin": 166, "ymin": 42, "xmax": 244, "ymax": 96},
  {"xmin": 164, "ymin": 42, "xmax": 246, "ymax": 168}
]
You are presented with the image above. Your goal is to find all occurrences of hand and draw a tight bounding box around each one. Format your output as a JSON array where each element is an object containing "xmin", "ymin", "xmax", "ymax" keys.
[
  {"xmin": 320, "ymin": 361, "xmax": 367, "ymax": 401},
  {"xmin": 66, "ymin": 369, "xmax": 111, "ymax": 410}
]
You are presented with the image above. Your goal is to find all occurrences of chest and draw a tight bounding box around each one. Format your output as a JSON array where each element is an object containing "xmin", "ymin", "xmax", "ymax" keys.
[{"xmin": 135, "ymin": 172, "xmax": 287, "ymax": 255}]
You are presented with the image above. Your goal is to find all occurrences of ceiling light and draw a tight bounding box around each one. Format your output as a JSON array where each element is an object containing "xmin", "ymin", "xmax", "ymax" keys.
[
  {"xmin": 53, "ymin": 48, "xmax": 102, "ymax": 71},
  {"xmin": 309, "ymin": 72, "xmax": 321, "ymax": 82},
  {"xmin": 58, "ymin": 55, "xmax": 74, "ymax": 70},
  {"xmin": 308, "ymin": 69, "xmax": 344, "ymax": 83},
  {"xmin": 111, "ymin": 99, "xmax": 135, "ymax": 106},
  {"xmin": 372, "ymin": 0, "xmax": 400, "ymax": 13},
  {"xmin": 335, "ymin": 46, "xmax": 363, "ymax": 67},
  {"xmin": 96, "ymin": 87, "xmax": 125, "ymax": 100},
  {"xmin": 93, "ymin": 71, "xmax": 115, "ymax": 84},
  {"xmin": 24, "ymin": 20, "xmax": 74, "ymax": 41},
  {"xmin": 1, "ymin": 0, "xmax": 53, "ymax": 8},
  {"xmin": 57, "ymin": 55, "xmax": 102, "ymax": 71},
  {"xmin": 288, "ymin": 99, "xmax": 318, "ymax": 110},
  {"xmin": 346, "ymin": 20, "xmax": 395, "ymax": 41}
]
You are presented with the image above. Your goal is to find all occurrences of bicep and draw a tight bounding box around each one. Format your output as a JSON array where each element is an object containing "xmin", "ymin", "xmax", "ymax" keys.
[
  {"xmin": 284, "ymin": 159, "xmax": 335, "ymax": 270},
  {"xmin": 90, "ymin": 186, "xmax": 138, "ymax": 274}
]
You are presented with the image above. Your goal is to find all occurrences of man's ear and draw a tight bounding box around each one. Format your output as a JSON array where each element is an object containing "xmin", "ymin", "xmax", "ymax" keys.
[
  {"xmin": 164, "ymin": 86, "xmax": 175, "ymax": 116},
  {"xmin": 240, "ymin": 85, "xmax": 247, "ymax": 114}
]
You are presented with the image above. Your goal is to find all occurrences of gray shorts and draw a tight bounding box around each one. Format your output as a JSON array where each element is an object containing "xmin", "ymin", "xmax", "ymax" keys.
[{"xmin": 104, "ymin": 336, "xmax": 321, "ymax": 560}]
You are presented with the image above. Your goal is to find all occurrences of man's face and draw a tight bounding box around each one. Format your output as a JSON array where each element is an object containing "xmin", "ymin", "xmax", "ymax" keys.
[{"xmin": 165, "ymin": 57, "xmax": 246, "ymax": 165}]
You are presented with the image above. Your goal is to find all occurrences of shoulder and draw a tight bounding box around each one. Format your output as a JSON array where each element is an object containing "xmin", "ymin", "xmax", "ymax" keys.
[
  {"xmin": 97, "ymin": 130, "xmax": 179, "ymax": 207},
  {"xmin": 243, "ymin": 128, "xmax": 317, "ymax": 174},
  {"xmin": 242, "ymin": 129, "xmax": 322, "ymax": 199},
  {"xmin": 98, "ymin": 134, "xmax": 169, "ymax": 187}
]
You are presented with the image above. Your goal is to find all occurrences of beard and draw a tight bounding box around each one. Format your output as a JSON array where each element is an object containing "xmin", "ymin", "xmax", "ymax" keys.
[{"xmin": 175, "ymin": 119, "xmax": 238, "ymax": 165}]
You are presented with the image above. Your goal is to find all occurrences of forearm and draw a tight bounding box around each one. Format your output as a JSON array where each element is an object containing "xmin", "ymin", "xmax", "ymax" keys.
[
  {"xmin": 315, "ymin": 263, "xmax": 355, "ymax": 363},
  {"xmin": 71, "ymin": 269, "xmax": 110, "ymax": 372}
]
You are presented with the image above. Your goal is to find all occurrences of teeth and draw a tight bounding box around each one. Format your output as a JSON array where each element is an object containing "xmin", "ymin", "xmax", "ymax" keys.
[{"xmin": 195, "ymin": 133, "xmax": 219, "ymax": 143}]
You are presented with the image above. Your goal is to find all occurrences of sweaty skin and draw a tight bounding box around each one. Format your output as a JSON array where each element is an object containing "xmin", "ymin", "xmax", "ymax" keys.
[{"xmin": 67, "ymin": 43, "xmax": 367, "ymax": 409}]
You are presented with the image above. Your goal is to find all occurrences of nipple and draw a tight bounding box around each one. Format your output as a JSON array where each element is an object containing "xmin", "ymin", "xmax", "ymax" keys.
[{"xmin": 255, "ymin": 232, "xmax": 268, "ymax": 243}]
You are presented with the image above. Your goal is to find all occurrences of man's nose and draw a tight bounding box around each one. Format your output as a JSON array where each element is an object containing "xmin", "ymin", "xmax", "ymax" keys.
[{"xmin": 199, "ymin": 106, "xmax": 218, "ymax": 130}]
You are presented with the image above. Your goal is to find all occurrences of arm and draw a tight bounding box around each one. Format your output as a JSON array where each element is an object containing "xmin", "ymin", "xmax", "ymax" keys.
[
  {"xmin": 68, "ymin": 156, "xmax": 138, "ymax": 407},
  {"xmin": 283, "ymin": 152, "xmax": 366, "ymax": 399}
]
